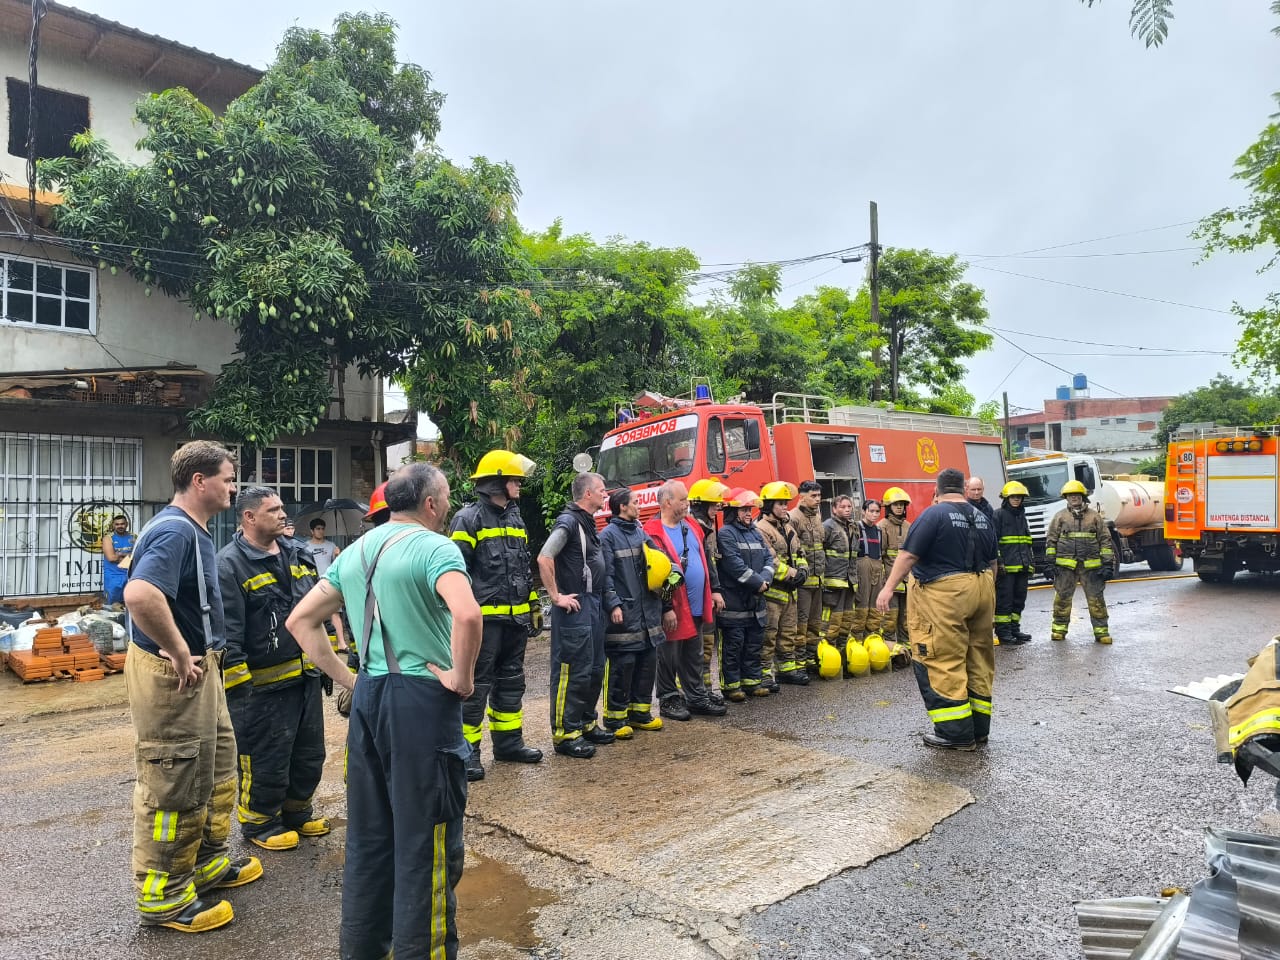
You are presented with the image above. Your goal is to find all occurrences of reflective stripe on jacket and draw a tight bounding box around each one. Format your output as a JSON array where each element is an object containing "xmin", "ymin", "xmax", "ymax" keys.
[
  {"xmin": 449, "ymin": 494, "xmax": 536, "ymax": 620},
  {"xmin": 1045, "ymin": 505, "xmax": 1112, "ymax": 569},
  {"xmin": 995, "ymin": 504, "xmax": 1034, "ymax": 572},
  {"xmin": 822, "ymin": 515, "xmax": 856, "ymax": 589},
  {"xmin": 715, "ymin": 520, "xmax": 773, "ymax": 616},
  {"xmin": 789, "ymin": 505, "xmax": 826, "ymax": 585},
  {"xmin": 599, "ymin": 517, "xmax": 666, "ymax": 650}
]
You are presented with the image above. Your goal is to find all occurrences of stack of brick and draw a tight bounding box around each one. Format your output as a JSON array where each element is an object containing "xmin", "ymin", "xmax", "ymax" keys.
[{"xmin": 6, "ymin": 628, "xmax": 120, "ymax": 683}]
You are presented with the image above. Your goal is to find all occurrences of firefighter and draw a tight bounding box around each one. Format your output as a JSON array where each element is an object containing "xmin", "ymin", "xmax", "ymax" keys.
[
  {"xmin": 790, "ymin": 480, "xmax": 826, "ymax": 673},
  {"xmin": 714, "ymin": 488, "xmax": 774, "ymax": 700},
  {"xmin": 757, "ymin": 481, "xmax": 809, "ymax": 688},
  {"xmin": 1045, "ymin": 480, "xmax": 1114, "ymax": 644},
  {"xmin": 821, "ymin": 494, "xmax": 858, "ymax": 663},
  {"xmin": 878, "ymin": 488, "xmax": 912, "ymax": 647},
  {"xmin": 849, "ymin": 500, "xmax": 885, "ymax": 642},
  {"xmin": 876, "ymin": 468, "xmax": 998, "ymax": 751},
  {"xmin": 994, "ymin": 481, "xmax": 1034, "ymax": 645},
  {"xmin": 217, "ymin": 485, "xmax": 330, "ymax": 851},
  {"xmin": 598, "ymin": 488, "xmax": 667, "ymax": 736},
  {"xmin": 688, "ymin": 478, "xmax": 731, "ymax": 704},
  {"xmin": 449, "ymin": 450, "xmax": 544, "ymax": 781}
]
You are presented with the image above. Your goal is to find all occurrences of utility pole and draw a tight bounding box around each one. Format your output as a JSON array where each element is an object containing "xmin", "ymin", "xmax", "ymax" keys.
[
  {"xmin": 1002, "ymin": 391, "xmax": 1013, "ymax": 457},
  {"xmin": 869, "ymin": 201, "xmax": 892, "ymax": 403}
]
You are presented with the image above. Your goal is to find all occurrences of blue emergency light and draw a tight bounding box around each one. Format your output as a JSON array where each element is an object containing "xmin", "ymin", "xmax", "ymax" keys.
[{"xmin": 695, "ymin": 384, "xmax": 712, "ymax": 402}]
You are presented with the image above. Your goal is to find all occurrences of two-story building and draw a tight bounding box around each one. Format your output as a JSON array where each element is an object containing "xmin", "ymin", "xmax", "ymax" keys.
[{"xmin": 0, "ymin": 0, "xmax": 409, "ymax": 602}]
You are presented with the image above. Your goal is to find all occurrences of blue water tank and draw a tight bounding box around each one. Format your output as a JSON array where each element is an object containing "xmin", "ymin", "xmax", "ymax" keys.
[
  {"xmin": 1056, "ymin": 385, "xmax": 1070, "ymax": 400},
  {"xmin": 1072, "ymin": 373, "xmax": 1088, "ymax": 391}
]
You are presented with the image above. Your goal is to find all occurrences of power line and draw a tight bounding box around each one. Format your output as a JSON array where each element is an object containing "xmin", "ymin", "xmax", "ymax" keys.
[
  {"xmin": 986, "ymin": 325, "xmax": 1233, "ymax": 356},
  {"xmin": 963, "ymin": 245, "xmax": 1200, "ymax": 260},
  {"xmin": 966, "ymin": 219, "xmax": 1201, "ymax": 259},
  {"xmin": 988, "ymin": 328, "xmax": 1127, "ymax": 398},
  {"xmin": 971, "ymin": 264, "xmax": 1234, "ymax": 315}
]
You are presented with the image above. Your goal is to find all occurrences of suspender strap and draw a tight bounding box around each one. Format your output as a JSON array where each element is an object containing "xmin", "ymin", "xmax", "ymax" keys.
[
  {"xmin": 359, "ymin": 527, "xmax": 420, "ymax": 674},
  {"xmin": 127, "ymin": 514, "xmax": 213, "ymax": 651}
]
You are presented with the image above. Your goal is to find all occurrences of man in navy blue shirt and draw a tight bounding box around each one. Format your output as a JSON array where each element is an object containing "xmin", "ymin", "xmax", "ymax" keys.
[
  {"xmin": 124, "ymin": 441, "xmax": 260, "ymax": 934},
  {"xmin": 877, "ymin": 468, "xmax": 998, "ymax": 752}
]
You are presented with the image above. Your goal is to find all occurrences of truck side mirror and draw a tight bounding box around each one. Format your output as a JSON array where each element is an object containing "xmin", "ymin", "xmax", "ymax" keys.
[
  {"xmin": 744, "ymin": 418, "xmax": 761, "ymax": 453},
  {"xmin": 1076, "ymin": 464, "xmax": 1096, "ymax": 493}
]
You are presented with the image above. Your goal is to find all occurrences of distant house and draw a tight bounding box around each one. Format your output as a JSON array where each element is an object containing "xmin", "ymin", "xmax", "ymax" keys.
[
  {"xmin": 1005, "ymin": 384, "xmax": 1173, "ymax": 474},
  {"xmin": 0, "ymin": 1, "xmax": 409, "ymax": 602}
]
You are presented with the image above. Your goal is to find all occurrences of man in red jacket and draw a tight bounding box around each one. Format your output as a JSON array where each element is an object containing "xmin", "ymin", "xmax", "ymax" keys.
[{"xmin": 644, "ymin": 481, "xmax": 727, "ymax": 721}]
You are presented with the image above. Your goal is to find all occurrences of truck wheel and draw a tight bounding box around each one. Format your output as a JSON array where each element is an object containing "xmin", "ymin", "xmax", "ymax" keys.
[
  {"xmin": 1196, "ymin": 556, "xmax": 1238, "ymax": 583},
  {"xmin": 1144, "ymin": 543, "xmax": 1183, "ymax": 572}
]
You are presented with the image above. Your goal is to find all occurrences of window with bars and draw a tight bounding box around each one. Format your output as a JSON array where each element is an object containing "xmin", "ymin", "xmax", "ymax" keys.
[
  {"xmin": 1, "ymin": 254, "xmax": 96, "ymax": 333},
  {"xmin": 238, "ymin": 445, "xmax": 335, "ymax": 507}
]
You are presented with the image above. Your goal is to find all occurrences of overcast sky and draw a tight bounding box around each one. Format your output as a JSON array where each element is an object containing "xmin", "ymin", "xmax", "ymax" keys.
[{"xmin": 74, "ymin": 0, "xmax": 1280, "ymax": 415}]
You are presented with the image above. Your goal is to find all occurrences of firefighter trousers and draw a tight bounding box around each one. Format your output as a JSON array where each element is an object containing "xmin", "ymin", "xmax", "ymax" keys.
[
  {"xmin": 908, "ymin": 571, "xmax": 996, "ymax": 745},
  {"xmin": 849, "ymin": 556, "xmax": 885, "ymax": 640},
  {"xmin": 701, "ymin": 617, "xmax": 718, "ymax": 687},
  {"xmin": 795, "ymin": 586, "xmax": 825, "ymax": 666},
  {"xmin": 549, "ymin": 595, "xmax": 606, "ymax": 742},
  {"xmin": 719, "ymin": 610, "xmax": 764, "ymax": 693},
  {"xmin": 126, "ymin": 645, "xmax": 236, "ymax": 921},
  {"xmin": 342, "ymin": 673, "xmax": 468, "ymax": 960},
  {"xmin": 603, "ymin": 644, "xmax": 657, "ymax": 728},
  {"xmin": 822, "ymin": 587, "xmax": 854, "ymax": 646},
  {"xmin": 763, "ymin": 596, "xmax": 801, "ymax": 674},
  {"xmin": 227, "ymin": 674, "xmax": 325, "ymax": 839},
  {"xmin": 462, "ymin": 618, "xmax": 531, "ymax": 750},
  {"xmin": 994, "ymin": 572, "xmax": 1030, "ymax": 639},
  {"xmin": 880, "ymin": 588, "xmax": 909, "ymax": 645},
  {"xmin": 1052, "ymin": 568, "xmax": 1109, "ymax": 639}
]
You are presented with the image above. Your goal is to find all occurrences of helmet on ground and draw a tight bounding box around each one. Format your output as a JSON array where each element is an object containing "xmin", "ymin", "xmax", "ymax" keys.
[
  {"xmin": 1060, "ymin": 479, "xmax": 1089, "ymax": 497},
  {"xmin": 865, "ymin": 634, "xmax": 891, "ymax": 672},
  {"xmin": 816, "ymin": 640, "xmax": 842, "ymax": 679},
  {"xmin": 882, "ymin": 487, "xmax": 911, "ymax": 506},
  {"xmin": 722, "ymin": 488, "xmax": 760, "ymax": 509},
  {"xmin": 890, "ymin": 641, "xmax": 911, "ymax": 669},
  {"xmin": 689, "ymin": 479, "xmax": 732, "ymax": 503},
  {"xmin": 1000, "ymin": 481, "xmax": 1029, "ymax": 499},
  {"xmin": 644, "ymin": 545, "xmax": 673, "ymax": 592},
  {"xmin": 364, "ymin": 481, "xmax": 390, "ymax": 522},
  {"xmin": 471, "ymin": 450, "xmax": 536, "ymax": 480},
  {"xmin": 759, "ymin": 481, "xmax": 798, "ymax": 503},
  {"xmin": 845, "ymin": 637, "xmax": 870, "ymax": 677}
]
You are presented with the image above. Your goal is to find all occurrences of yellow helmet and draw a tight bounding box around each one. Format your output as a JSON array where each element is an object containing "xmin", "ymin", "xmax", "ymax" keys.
[
  {"xmin": 816, "ymin": 640, "xmax": 842, "ymax": 679},
  {"xmin": 1060, "ymin": 479, "xmax": 1089, "ymax": 497},
  {"xmin": 688, "ymin": 479, "xmax": 731, "ymax": 503},
  {"xmin": 844, "ymin": 638, "xmax": 870, "ymax": 677},
  {"xmin": 882, "ymin": 486, "xmax": 911, "ymax": 506},
  {"xmin": 759, "ymin": 481, "xmax": 798, "ymax": 503},
  {"xmin": 471, "ymin": 450, "xmax": 536, "ymax": 480},
  {"xmin": 865, "ymin": 634, "xmax": 891, "ymax": 672},
  {"xmin": 1000, "ymin": 481, "xmax": 1029, "ymax": 499},
  {"xmin": 644, "ymin": 545, "xmax": 673, "ymax": 592}
]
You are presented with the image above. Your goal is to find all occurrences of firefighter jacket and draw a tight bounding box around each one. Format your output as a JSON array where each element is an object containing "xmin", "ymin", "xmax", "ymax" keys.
[
  {"xmin": 689, "ymin": 507, "xmax": 721, "ymax": 592},
  {"xmin": 715, "ymin": 518, "xmax": 774, "ymax": 620},
  {"xmin": 994, "ymin": 503, "xmax": 1034, "ymax": 573},
  {"xmin": 878, "ymin": 514, "xmax": 912, "ymax": 594},
  {"xmin": 758, "ymin": 513, "xmax": 807, "ymax": 604},
  {"xmin": 216, "ymin": 532, "xmax": 321, "ymax": 693},
  {"xmin": 599, "ymin": 517, "xmax": 666, "ymax": 651},
  {"xmin": 1223, "ymin": 641, "xmax": 1280, "ymax": 785},
  {"xmin": 822, "ymin": 515, "xmax": 856, "ymax": 590},
  {"xmin": 789, "ymin": 504, "xmax": 826, "ymax": 587},
  {"xmin": 449, "ymin": 493, "xmax": 536, "ymax": 622},
  {"xmin": 1045, "ymin": 505, "xmax": 1113, "ymax": 571},
  {"xmin": 644, "ymin": 516, "xmax": 713, "ymax": 641}
]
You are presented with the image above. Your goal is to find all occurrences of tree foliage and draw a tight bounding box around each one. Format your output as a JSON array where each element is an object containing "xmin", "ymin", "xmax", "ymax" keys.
[
  {"xmin": 41, "ymin": 13, "xmax": 537, "ymax": 459},
  {"xmin": 1080, "ymin": 0, "xmax": 1175, "ymax": 48},
  {"xmin": 1155, "ymin": 375, "xmax": 1280, "ymax": 444}
]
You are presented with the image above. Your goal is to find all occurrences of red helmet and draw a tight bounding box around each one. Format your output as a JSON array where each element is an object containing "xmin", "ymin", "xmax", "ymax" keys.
[{"xmin": 364, "ymin": 481, "xmax": 390, "ymax": 523}]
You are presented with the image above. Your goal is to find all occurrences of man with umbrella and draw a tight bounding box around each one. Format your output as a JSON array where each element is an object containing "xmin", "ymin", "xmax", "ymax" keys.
[{"xmin": 449, "ymin": 450, "xmax": 544, "ymax": 780}]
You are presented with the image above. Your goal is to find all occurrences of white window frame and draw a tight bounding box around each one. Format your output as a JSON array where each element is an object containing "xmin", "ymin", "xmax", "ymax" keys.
[
  {"xmin": 1, "ymin": 252, "xmax": 97, "ymax": 335},
  {"xmin": 238, "ymin": 444, "xmax": 336, "ymax": 506}
]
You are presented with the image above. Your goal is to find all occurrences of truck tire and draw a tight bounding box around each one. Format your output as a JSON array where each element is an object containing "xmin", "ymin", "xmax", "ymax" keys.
[
  {"xmin": 1196, "ymin": 555, "xmax": 1238, "ymax": 583},
  {"xmin": 1144, "ymin": 543, "xmax": 1183, "ymax": 573}
]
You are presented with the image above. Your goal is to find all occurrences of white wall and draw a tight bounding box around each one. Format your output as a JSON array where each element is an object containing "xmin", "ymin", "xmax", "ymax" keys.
[{"xmin": 1057, "ymin": 415, "xmax": 1162, "ymax": 455}]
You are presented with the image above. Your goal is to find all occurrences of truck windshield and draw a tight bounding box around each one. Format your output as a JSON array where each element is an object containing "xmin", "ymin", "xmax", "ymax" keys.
[
  {"xmin": 598, "ymin": 424, "xmax": 699, "ymax": 488},
  {"xmin": 1013, "ymin": 464, "xmax": 1069, "ymax": 506}
]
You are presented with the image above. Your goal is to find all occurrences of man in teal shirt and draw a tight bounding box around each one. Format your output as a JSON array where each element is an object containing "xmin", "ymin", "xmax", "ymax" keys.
[{"xmin": 288, "ymin": 463, "xmax": 482, "ymax": 960}]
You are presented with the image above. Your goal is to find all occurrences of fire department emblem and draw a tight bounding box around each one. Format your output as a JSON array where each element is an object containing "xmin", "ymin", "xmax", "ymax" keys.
[{"xmin": 915, "ymin": 437, "xmax": 940, "ymax": 474}]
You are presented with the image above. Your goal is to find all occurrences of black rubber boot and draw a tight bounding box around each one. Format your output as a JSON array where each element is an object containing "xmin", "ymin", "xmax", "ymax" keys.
[
  {"xmin": 491, "ymin": 729, "xmax": 543, "ymax": 764},
  {"xmin": 464, "ymin": 744, "xmax": 485, "ymax": 782}
]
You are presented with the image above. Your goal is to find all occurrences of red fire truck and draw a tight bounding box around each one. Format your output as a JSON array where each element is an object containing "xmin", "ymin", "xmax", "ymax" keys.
[{"xmin": 591, "ymin": 389, "xmax": 1007, "ymax": 520}]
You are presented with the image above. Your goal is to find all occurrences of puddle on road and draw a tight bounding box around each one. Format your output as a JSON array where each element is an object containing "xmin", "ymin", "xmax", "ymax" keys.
[{"xmin": 456, "ymin": 848, "xmax": 556, "ymax": 949}]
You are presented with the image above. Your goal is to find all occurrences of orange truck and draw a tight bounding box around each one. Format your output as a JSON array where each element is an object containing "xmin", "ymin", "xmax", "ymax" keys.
[
  {"xmin": 590, "ymin": 389, "xmax": 1006, "ymax": 521},
  {"xmin": 1165, "ymin": 427, "xmax": 1280, "ymax": 582}
]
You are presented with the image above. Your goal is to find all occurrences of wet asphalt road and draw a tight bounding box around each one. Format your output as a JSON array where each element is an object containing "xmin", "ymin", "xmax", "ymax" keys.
[{"xmin": 1, "ymin": 569, "xmax": 1277, "ymax": 960}]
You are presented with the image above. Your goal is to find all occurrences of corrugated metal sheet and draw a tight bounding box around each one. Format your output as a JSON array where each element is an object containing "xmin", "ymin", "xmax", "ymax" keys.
[{"xmin": 1077, "ymin": 830, "xmax": 1280, "ymax": 960}]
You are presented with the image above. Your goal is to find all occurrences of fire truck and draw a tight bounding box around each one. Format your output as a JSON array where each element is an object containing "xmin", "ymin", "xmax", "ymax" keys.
[
  {"xmin": 589, "ymin": 388, "xmax": 1006, "ymax": 521},
  {"xmin": 1165, "ymin": 426, "xmax": 1280, "ymax": 582}
]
